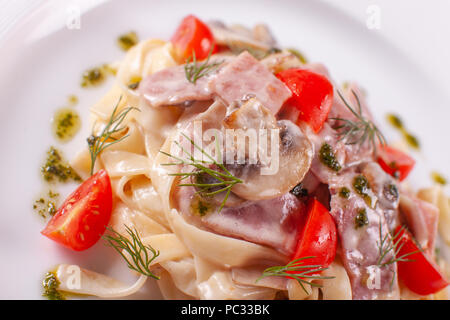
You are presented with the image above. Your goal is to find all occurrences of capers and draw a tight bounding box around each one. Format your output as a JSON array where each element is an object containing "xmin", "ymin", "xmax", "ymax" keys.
[{"xmin": 319, "ymin": 143, "xmax": 341, "ymax": 172}]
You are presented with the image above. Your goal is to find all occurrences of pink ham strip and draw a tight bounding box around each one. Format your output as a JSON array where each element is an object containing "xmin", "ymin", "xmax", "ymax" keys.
[
  {"xmin": 176, "ymin": 186, "xmax": 304, "ymax": 256},
  {"xmin": 399, "ymin": 193, "xmax": 439, "ymax": 255},
  {"xmin": 139, "ymin": 65, "xmax": 213, "ymax": 107},
  {"xmin": 210, "ymin": 51, "xmax": 292, "ymax": 115},
  {"xmin": 140, "ymin": 52, "xmax": 291, "ymax": 114},
  {"xmin": 329, "ymin": 165, "xmax": 400, "ymax": 300}
]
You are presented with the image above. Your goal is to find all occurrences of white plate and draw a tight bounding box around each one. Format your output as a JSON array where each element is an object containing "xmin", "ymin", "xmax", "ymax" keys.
[{"xmin": 0, "ymin": 0, "xmax": 448, "ymax": 299}]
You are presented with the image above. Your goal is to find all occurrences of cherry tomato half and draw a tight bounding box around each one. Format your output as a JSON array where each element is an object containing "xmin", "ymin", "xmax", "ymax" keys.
[
  {"xmin": 292, "ymin": 198, "xmax": 337, "ymax": 268},
  {"xmin": 171, "ymin": 15, "xmax": 216, "ymax": 61},
  {"xmin": 277, "ymin": 69, "xmax": 334, "ymax": 133},
  {"xmin": 396, "ymin": 226, "xmax": 448, "ymax": 295},
  {"xmin": 41, "ymin": 169, "xmax": 113, "ymax": 251},
  {"xmin": 377, "ymin": 145, "xmax": 415, "ymax": 181}
]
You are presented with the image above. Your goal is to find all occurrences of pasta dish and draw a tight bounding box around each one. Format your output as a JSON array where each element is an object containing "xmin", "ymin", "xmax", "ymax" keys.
[{"xmin": 39, "ymin": 15, "xmax": 449, "ymax": 300}]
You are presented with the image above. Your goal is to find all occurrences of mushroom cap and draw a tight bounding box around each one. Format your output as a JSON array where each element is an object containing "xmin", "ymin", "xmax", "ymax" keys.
[{"xmin": 223, "ymin": 98, "xmax": 313, "ymax": 200}]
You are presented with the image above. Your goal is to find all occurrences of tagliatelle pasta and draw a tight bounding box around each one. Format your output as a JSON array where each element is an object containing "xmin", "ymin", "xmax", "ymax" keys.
[{"xmin": 41, "ymin": 16, "xmax": 448, "ymax": 300}]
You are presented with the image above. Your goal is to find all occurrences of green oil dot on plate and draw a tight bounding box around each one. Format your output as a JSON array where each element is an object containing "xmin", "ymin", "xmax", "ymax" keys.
[
  {"xmin": 386, "ymin": 113, "xmax": 404, "ymax": 130},
  {"xmin": 431, "ymin": 171, "xmax": 447, "ymax": 185},
  {"xmin": 52, "ymin": 108, "xmax": 81, "ymax": 143}
]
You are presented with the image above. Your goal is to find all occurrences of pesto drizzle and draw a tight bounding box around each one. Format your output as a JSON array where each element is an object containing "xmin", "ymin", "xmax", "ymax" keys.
[
  {"xmin": 355, "ymin": 208, "xmax": 369, "ymax": 228},
  {"xmin": 385, "ymin": 113, "xmax": 420, "ymax": 150},
  {"xmin": 117, "ymin": 31, "xmax": 139, "ymax": 51},
  {"xmin": 353, "ymin": 174, "xmax": 372, "ymax": 206},
  {"xmin": 431, "ymin": 171, "xmax": 447, "ymax": 185},
  {"xmin": 81, "ymin": 64, "xmax": 116, "ymax": 88},
  {"xmin": 41, "ymin": 147, "xmax": 81, "ymax": 183},
  {"xmin": 33, "ymin": 191, "xmax": 59, "ymax": 219},
  {"xmin": 52, "ymin": 108, "xmax": 81, "ymax": 142},
  {"xmin": 319, "ymin": 143, "xmax": 341, "ymax": 172},
  {"xmin": 42, "ymin": 272, "xmax": 65, "ymax": 300},
  {"xmin": 339, "ymin": 187, "xmax": 351, "ymax": 199}
]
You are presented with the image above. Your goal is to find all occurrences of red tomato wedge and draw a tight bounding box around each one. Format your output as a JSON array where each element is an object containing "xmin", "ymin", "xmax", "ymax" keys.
[
  {"xmin": 291, "ymin": 199, "xmax": 337, "ymax": 269},
  {"xmin": 41, "ymin": 170, "xmax": 113, "ymax": 251},
  {"xmin": 276, "ymin": 69, "xmax": 334, "ymax": 133},
  {"xmin": 395, "ymin": 226, "xmax": 448, "ymax": 295},
  {"xmin": 171, "ymin": 15, "xmax": 216, "ymax": 62},
  {"xmin": 377, "ymin": 145, "xmax": 415, "ymax": 181}
]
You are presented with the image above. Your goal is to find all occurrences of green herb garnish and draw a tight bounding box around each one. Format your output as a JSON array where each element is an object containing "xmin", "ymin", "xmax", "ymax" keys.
[
  {"xmin": 160, "ymin": 132, "xmax": 242, "ymax": 213},
  {"xmin": 87, "ymin": 96, "xmax": 139, "ymax": 175},
  {"xmin": 376, "ymin": 223, "xmax": 421, "ymax": 288},
  {"xmin": 256, "ymin": 256, "xmax": 334, "ymax": 295},
  {"xmin": 377, "ymin": 224, "xmax": 419, "ymax": 267},
  {"xmin": 103, "ymin": 226, "xmax": 160, "ymax": 280},
  {"xmin": 184, "ymin": 49, "xmax": 223, "ymax": 84},
  {"xmin": 331, "ymin": 90, "xmax": 386, "ymax": 154}
]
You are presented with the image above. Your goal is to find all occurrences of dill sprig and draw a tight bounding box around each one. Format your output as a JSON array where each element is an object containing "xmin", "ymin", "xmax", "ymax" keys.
[
  {"xmin": 160, "ymin": 132, "xmax": 242, "ymax": 213},
  {"xmin": 256, "ymin": 256, "xmax": 335, "ymax": 295},
  {"xmin": 331, "ymin": 90, "xmax": 386, "ymax": 154},
  {"xmin": 376, "ymin": 223, "xmax": 420, "ymax": 267},
  {"xmin": 103, "ymin": 226, "xmax": 160, "ymax": 280},
  {"xmin": 376, "ymin": 223, "xmax": 420, "ymax": 289},
  {"xmin": 184, "ymin": 49, "xmax": 223, "ymax": 84},
  {"xmin": 87, "ymin": 96, "xmax": 139, "ymax": 175}
]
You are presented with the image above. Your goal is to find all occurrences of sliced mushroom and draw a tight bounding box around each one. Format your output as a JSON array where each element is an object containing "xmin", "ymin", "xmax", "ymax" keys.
[
  {"xmin": 224, "ymin": 97, "xmax": 278, "ymax": 130},
  {"xmin": 252, "ymin": 24, "xmax": 277, "ymax": 47},
  {"xmin": 189, "ymin": 171, "xmax": 247, "ymax": 208},
  {"xmin": 260, "ymin": 51, "xmax": 304, "ymax": 73},
  {"xmin": 208, "ymin": 23, "xmax": 271, "ymax": 54},
  {"xmin": 222, "ymin": 98, "xmax": 313, "ymax": 200}
]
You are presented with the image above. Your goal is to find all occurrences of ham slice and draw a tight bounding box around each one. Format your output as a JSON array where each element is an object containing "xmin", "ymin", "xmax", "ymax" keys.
[
  {"xmin": 329, "ymin": 166, "xmax": 400, "ymax": 300},
  {"xmin": 139, "ymin": 65, "xmax": 213, "ymax": 107},
  {"xmin": 361, "ymin": 163, "xmax": 400, "ymax": 230},
  {"xmin": 307, "ymin": 84, "xmax": 377, "ymax": 185},
  {"xmin": 210, "ymin": 51, "xmax": 291, "ymax": 115},
  {"xmin": 175, "ymin": 186, "xmax": 304, "ymax": 256},
  {"xmin": 399, "ymin": 193, "xmax": 439, "ymax": 255}
]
